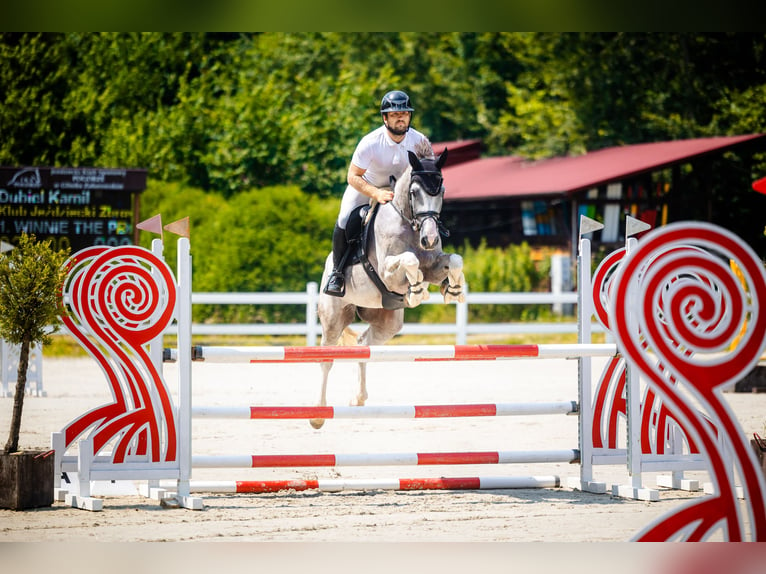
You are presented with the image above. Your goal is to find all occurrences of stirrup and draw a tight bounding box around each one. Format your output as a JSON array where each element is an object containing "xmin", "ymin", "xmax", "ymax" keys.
[{"xmin": 324, "ymin": 272, "xmax": 346, "ymax": 297}]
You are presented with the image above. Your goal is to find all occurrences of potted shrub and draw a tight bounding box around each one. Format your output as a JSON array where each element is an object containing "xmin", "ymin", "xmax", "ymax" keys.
[{"xmin": 0, "ymin": 233, "xmax": 69, "ymax": 510}]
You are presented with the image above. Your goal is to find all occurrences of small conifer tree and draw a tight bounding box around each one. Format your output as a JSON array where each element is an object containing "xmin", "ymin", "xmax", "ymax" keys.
[{"xmin": 0, "ymin": 234, "xmax": 69, "ymax": 453}]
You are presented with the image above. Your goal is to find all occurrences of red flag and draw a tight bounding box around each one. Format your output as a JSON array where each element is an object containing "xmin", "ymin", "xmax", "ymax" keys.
[{"xmin": 753, "ymin": 176, "xmax": 766, "ymax": 195}]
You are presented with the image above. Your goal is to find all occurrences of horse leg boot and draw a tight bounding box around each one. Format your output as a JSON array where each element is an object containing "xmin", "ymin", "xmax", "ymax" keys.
[
  {"xmin": 441, "ymin": 254, "xmax": 466, "ymax": 303},
  {"xmin": 324, "ymin": 224, "xmax": 348, "ymax": 297}
]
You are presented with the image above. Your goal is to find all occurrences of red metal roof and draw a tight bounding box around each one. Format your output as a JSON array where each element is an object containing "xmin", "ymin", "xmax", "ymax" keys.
[
  {"xmin": 431, "ymin": 139, "xmax": 483, "ymax": 166},
  {"xmin": 439, "ymin": 134, "xmax": 766, "ymax": 202}
]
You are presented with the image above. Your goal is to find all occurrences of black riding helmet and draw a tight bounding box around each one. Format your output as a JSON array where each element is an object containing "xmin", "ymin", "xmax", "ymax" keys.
[{"xmin": 380, "ymin": 90, "xmax": 414, "ymax": 114}]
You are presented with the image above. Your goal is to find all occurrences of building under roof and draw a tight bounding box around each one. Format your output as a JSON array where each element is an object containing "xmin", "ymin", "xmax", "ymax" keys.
[{"xmin": 432, "ymin": 134, "xmax": 766, "ymax": 260}]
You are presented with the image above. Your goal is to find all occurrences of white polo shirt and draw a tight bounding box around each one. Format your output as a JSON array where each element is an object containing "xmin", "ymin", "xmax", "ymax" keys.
[{"xmin": 338, "ymin": 124, "xmax": 431, "ymax": 227}]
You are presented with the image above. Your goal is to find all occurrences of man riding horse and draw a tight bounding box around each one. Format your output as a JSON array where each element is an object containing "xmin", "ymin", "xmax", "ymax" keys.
[
  {"xmin": 313, "ymin": 91, "xmax": 465, "ymax": 427},
  {"xmin": 324, "ymin": 89, "xmax": 433, "ymax": 297}
]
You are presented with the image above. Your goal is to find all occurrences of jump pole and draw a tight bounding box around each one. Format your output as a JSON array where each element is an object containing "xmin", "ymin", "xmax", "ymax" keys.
[
  {"xmin": 182, "ymin": 475, "xmax": 561, "ymax": 494},
  {"xmin": 182, "ymin": 343, "xmax": 617, "ymax": 363},
  {"xmin": 192, "ymin": 401, "xmax": 579, "ymax": 419},
  {"xmin": 568, "ymin": 216, "xmax": 608, "ymax": 495},
  {"xmin": 192, "ymin": 449, "xmax": 581, "ymax": 468}
]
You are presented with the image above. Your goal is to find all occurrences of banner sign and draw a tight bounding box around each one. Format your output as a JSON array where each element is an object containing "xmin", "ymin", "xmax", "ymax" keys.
[{"xmin": 0, "ymin": 166, "xmax": 146, "ymax": 251}]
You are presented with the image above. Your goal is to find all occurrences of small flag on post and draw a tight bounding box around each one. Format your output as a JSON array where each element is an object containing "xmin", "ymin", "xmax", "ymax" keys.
[
  {"xmin": 1, "ymin": 241, "xmax": 14, "ymax": 253},
  {"xmin": 626, "ymin": 215, "xmax": 652, "ymax": 238},
  {"xmin": 753, "ymin": 176, "xmax": 766, "ymax": 195},
  {"xmin": 579, "ymin": 215, "xmax": 604, "ymax": 237},
  {"xmin": 136, "ymin": 214, "xmax": 164, "ymax": 238},
  {"xmin": 164, "ymin": 216, "xmax": 190, "ymax": 238}
]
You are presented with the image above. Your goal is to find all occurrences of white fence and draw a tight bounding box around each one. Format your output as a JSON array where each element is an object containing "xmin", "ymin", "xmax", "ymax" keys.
[
  {"xmin": 1, "ymin": 340, "xmax": 44, "ymax": 397},
  {"xmin": 172, "ymin": 282, "xmax": 605, "ymax": 345}
]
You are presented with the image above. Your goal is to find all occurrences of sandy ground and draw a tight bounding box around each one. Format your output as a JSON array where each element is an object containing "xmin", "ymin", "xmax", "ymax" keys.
[{"xmin": 2, "ymin": 353, "xmax": 766, "ymax": 568}]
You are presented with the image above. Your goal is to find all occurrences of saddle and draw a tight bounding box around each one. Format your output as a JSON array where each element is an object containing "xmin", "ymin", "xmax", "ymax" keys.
[{"xmin": 343, "ymin": 203, "xmax": 406, "ymax": 310}]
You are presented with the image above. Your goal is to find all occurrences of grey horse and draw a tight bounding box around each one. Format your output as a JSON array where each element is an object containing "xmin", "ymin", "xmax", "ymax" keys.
[{"xmin": 313, "ymin": 144, "xmax": 466, "ymax": 428}]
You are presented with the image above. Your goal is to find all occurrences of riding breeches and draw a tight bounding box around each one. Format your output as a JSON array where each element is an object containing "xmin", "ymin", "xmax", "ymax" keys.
[{"xmin": 337, "ymin": 184, "xmax": 390, "ymax": 229}]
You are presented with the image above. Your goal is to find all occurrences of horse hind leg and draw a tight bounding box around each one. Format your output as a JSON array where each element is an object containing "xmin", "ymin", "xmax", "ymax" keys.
[
  {"xmin": 312, "ymin": 304, "xmax": 356, "ymax": 430},
  {"xmin": 344, "ymin": 326, "xmax": 368, "ymax": 407},
  {"xmin": 310, "ymin": 362, "xmax": 332, "ymax": 429},
  {"xmin": 352, "ymin": 308, "xmax": 404, "ymax": 408},
  {"xmin": 352, "ymin": 362, "xmax": 368, "ymax": 407}
]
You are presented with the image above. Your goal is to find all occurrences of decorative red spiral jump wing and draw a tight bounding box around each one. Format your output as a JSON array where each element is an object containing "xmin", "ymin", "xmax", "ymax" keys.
[
  {"xmin": 59, "ymin": 246, "xmax": 178, "ymax": 464},
  {"xmin": 591, "ymin": 248, "xmax": 628, "ymax": 450},
  {"xmin": 609, "ymin": 222, "xmax": 766, "ymax": 541},
  {"xmin": 591, "ymin": 245, "xmax": 701, "ymax": 456}
]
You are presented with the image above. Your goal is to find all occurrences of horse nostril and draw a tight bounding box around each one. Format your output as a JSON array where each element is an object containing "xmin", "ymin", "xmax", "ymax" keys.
[{"xmin": 421, "ymin": 236, "xmax": 437, "ymax": 249}]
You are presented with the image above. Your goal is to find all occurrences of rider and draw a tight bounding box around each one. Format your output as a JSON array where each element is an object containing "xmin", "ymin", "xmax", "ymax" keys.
[{"xmin": 324, "ymin": 89, "xmax": 433, "ymax": 297}]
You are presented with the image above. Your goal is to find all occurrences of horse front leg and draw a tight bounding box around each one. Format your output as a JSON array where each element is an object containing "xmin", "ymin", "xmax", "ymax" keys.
[
  {"xmin": 383, "ymin": 252, "xmax": 430, "ymax": 307},
  {"xmin": 440, "ymin": 253, "xmax": 466, "ymax": 303}
]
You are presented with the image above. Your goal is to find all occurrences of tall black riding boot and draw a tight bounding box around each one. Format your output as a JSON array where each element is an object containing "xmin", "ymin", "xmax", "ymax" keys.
[{"xmin": 324, "ymin": 224, "xmax": 348, "ymax": 297}]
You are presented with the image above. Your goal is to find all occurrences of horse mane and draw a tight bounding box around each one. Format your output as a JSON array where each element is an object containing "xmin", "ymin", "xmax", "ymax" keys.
[{"xmin": 413, "ymin": 138, "xmax": 435, "ymax": 160}]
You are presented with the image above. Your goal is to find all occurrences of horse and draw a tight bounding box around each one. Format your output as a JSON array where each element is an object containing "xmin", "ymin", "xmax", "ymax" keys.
[{"xmin": 313, "ymin": 144, "xmax": 466, "ymax": 428}]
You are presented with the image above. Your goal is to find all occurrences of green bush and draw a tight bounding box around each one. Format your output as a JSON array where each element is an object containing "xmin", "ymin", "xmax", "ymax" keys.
[
  {"xmin": 412, "ymin": 240, "xmax": 557, "ymax": 324},
  {"xmin": 140, "ymin": 180, "xmax": 337, "ymax": 323}
]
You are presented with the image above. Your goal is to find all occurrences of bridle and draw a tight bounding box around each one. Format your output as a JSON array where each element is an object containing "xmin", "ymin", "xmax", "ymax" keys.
[{"xmin": 391, "ymin": 168, "xmax": 450, "ymax": 237}]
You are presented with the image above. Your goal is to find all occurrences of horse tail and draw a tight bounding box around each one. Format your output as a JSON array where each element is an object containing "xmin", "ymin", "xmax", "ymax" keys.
[{"xmin": 341, "ymin": 326, "xmax": 359, "ymax": 346}]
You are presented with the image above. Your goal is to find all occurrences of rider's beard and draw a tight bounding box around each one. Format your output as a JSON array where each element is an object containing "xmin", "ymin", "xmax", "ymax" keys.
[{"xmin": 385, "ymin": 118, "xmax": 410, "ymax": 136}]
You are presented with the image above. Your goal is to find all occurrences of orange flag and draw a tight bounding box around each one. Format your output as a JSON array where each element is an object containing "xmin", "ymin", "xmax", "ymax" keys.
[
  {"xmin": 164, "ymin": 216, "xmax": 190, "ymax": 238},
  {"xmin": 136, "ymin": 214, "xmax": 164, "ymax": 237}
]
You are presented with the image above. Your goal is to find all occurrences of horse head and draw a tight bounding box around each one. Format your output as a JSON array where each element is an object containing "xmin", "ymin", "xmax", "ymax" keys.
[{"xmin": 403, "ymin": 148, "xmax": 449, "ymax": 250}]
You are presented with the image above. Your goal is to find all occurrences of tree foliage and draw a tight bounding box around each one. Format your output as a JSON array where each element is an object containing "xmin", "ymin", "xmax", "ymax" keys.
[
  {"xmin": 0, "ymin": 234, "xmax": 69, "ymax": 347},
  {"xmin": 5, "ymin": 32, "xmax": 765, "ymax": 197},
  {"xmin": 3, "ymin": 32, "xmax": 766, "ymax": 318}
]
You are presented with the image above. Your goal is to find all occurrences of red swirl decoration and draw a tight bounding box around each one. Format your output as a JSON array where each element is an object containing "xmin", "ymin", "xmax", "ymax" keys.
[
  {"xmin": 591, "ymin": 245, "xmax": 700, "ymax": 456},
  {"xmin": 590, "ymin": 249, "xmax": 628, "ymax": 449},
  {"xmin": 59, "ymin": 246, "xmax": 177, "ymax": 464},
  {"xmin": 610, "ymin": 222, "xmax": 766, "ymax": 541}
]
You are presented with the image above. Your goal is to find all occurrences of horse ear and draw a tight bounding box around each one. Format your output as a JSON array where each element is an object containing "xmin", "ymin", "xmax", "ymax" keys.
[
  {"xmin": 408, "ymin": 150, "xmax": 423, "ymax": 171},
  {"xmin": 435, "ymin": 148, "xmax": 448, "ymax": 170}
]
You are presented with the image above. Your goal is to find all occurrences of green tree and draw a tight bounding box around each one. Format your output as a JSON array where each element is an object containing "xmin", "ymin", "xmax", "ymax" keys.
[
  {"xmin": 4, "ymin": 32, "xmax": 766, "ymax": 198},
  {"xmin": 0, "ymin": 234, "xmax": 69, "ymax": 453}
]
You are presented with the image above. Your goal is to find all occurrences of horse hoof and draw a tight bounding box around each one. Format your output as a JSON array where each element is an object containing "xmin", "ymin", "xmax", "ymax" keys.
[{"xmin": 310, "ymin": 418, "xmax": 325, "ymax": 430}]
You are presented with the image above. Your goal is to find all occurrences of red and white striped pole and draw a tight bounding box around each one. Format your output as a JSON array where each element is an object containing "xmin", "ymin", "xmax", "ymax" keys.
[
  {"xmin": 191, "ymin": 401, "xmax": 578, "ymax": 420},
  {"xmin": 185, "ymin": 343, "xmax": 617, "ymax": 363},
  {"xmin": 186, "ymin": 475, "xmax": 561, "ymax": 494},
  {"xmin": 193, "ymin": 449, "xmax": 580, "ymax": 468}
]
